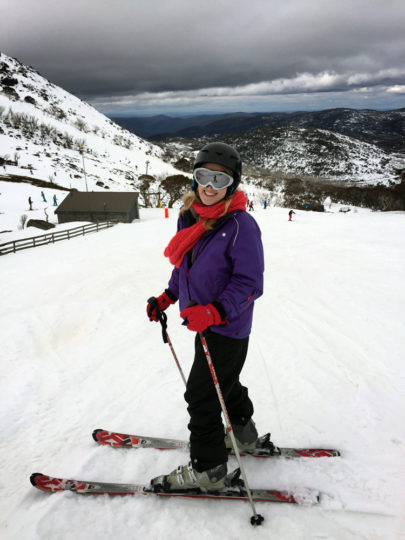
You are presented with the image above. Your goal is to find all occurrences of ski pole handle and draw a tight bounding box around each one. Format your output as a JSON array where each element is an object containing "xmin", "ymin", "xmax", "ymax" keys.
[
  {"xmin": 181, "ymin": 299, "xmax": 198, "ymax": 327},
  {"xmin": 147, "ymin": 296, "xmax": 168, "ymax": 343}
]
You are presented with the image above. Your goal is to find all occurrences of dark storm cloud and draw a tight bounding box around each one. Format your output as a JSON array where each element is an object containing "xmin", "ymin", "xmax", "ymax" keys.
[{"xmin": 1, "ymin": 0, "xmax": 405, "ymax": 113}]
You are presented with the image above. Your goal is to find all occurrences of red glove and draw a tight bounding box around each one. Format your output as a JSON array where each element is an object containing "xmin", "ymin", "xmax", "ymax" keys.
[
  {"xmin": 147, "ymin": 291, "xmax": 176, "ymax": 322},
  {"xmin": 180, "ymin": 303, "xmax": 224, "ymax": 333}
]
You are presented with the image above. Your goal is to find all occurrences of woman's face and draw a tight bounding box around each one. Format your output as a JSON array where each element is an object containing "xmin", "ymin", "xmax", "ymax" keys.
[{"xmin": 197, "ymin": 162, "xmax": 230, "ymax": 206}]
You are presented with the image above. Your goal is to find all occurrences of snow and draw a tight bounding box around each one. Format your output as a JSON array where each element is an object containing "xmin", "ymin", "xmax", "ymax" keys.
[
  {"xmin": 230, "ymin": 126, "xmax": 405, "ymax": 186},
  {"xmin": 1, "ymin": 203, "xmax": 405, "ymax": 539},
  {"xmin": 0, "ymin": 52, "xmax": 184, "ymax": 200}
]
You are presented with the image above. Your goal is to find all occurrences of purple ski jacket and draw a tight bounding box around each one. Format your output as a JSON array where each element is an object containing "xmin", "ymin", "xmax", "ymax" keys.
[{"xmin": 167, "ymin": 209, "xmax": 264, "ymax": 339}]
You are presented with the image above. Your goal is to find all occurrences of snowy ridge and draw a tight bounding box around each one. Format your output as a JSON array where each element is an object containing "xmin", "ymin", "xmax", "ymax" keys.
[
  {"xmin": 136, "ymin": 108, "xmax": 405, "ymax": 154},
  {"xmin": 226, "ymin": 125, "xmax": 404, "ymax": 185},
  {"xmin": 0, "ymin": 53, "xmax": 183, "ymax": 194}
]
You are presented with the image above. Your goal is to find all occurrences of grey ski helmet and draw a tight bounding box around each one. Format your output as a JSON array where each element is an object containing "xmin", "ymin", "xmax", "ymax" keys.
[{"xmin": 193, "ymin": 142, "xmax": 242, "ymax": 197}]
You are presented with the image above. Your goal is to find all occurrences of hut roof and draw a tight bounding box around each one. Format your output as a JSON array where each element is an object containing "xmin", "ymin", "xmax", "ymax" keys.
[{"xmin": 56, "ymin": 191, "xmax": 138, "ymax": 213}]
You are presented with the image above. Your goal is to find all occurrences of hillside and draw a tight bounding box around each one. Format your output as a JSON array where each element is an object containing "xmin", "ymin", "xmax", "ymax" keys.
[
  {"xmin": 223, "ymin": 125, "xmax": 404, "ymax": 185},
  {"xmin": 0, "ymin": 53, "xmax": 183, "ymax": 201},
  {"xmin": 115, "ymin": 110, "xmax": 405, "ymax": 186}
]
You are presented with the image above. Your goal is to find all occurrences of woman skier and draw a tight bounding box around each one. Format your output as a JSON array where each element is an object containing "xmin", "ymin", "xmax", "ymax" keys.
[{"xmin": 147, "ymin": 142, "xmax": 266, "ymax": 491}]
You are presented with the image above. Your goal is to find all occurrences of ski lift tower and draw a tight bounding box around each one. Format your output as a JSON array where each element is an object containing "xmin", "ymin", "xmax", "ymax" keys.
[{"xmin": 79, "ymin": 145, "xmax": 89, "ymax": 192}]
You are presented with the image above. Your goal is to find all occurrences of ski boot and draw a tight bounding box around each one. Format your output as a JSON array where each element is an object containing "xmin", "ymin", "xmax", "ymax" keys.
[
  {"xmin": 224, "ymin": 419, "xmax": 277, "ymax": 456},
  {"xmin": 151, "ymin": 461, "xmax": 227, "ymax": 493}
]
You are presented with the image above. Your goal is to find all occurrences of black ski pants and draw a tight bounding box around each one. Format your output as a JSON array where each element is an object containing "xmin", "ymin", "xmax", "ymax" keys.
[{"xmin": 184, "ymin": 330, "xmax": 254, "ymax": 472}]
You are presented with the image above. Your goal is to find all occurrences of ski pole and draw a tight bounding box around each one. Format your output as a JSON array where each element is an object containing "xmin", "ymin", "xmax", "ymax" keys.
[
  {"xmin": 147, "ymin": 297, "xmax": 187, "ymax": 387},
  {"xmin": 197, "ymin": 330, "xmax": 264, "ymax": 526},
  {"xmin": 151, "ymin": 297, "xmax": 264, "ymax": 525},
  {"xmin": 184, "ymin": 301, "xmax": 264, "ymax": 525}
]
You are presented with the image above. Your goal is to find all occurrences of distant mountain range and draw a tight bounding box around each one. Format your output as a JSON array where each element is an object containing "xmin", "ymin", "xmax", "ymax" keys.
[
  {"xmin": 221, "ymin": 125, "xmax": 404, "ymax": 184},
  {"xmin": 111, "ymin": 108, "xmax": 405, "ymax": 153},
  {"xmin": 1, "ymin": 52, "xmax": 404, "ymax": 221}
]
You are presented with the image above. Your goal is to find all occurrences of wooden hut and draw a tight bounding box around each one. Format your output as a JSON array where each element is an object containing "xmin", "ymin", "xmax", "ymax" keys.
[{"xmin": 55, "ymin": 191, "xmax": 139, "ymax": 224}]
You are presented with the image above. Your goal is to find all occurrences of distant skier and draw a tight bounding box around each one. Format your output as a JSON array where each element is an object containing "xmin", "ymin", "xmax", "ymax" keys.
[
  {"xmin": 288, "ymin": 210, "xmax": 296, "ymax": 221},
  {"xmin": 249, "ymin": 200, "xmax": 254, "ymax": 212},
  {"xmin": 53, "ymin": 194, "xmax": 58, "ymax": 206},
  {"xmin": 263, "ymin": 200, "xmax": 267, "ymax": 209},
  {"xmin": 41, "ymin": 191, "xmax": 47, "ymax": 202},
  {"xmin": 28, "ymin": 196, "xmax": 33, "ymax": 211}
]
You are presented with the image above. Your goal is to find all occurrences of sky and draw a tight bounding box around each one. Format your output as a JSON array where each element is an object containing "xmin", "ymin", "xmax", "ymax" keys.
[{"xmin": 1, "ymin": 0, "xmax": 405, "ymax": 116}]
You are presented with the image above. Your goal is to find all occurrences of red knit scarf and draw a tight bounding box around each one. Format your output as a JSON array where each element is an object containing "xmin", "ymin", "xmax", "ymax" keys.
[{"xmin": 164, "ymin": 190, "xmax": 247, "ymax": 268}]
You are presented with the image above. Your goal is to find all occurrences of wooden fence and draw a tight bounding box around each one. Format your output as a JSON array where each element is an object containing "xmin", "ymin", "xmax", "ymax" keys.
[{"xmin": 0, "ymin": 221, "xmax": 117, "ymax": 256}]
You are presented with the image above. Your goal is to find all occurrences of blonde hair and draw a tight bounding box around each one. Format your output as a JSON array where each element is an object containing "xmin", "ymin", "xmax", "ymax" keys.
[{"xmin": 180, "ymin": 190, "xmax": 234, "ymax": 231}]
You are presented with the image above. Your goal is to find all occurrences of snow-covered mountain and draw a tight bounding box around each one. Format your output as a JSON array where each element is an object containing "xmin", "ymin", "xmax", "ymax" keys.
[
  {"xmin": 1, "ymin": 51, "xmax": 404, "ymax": 236},
  {"xmin": 224, "ymin": 125, "xmax": 404, "ymax": 185},
  {"xmin": 0, "ymin": 53, "xmax": 183, "ymax": 196},
  {"xmin": 116, "ymin": 108, "xmax": 405, "ymax": 154}
]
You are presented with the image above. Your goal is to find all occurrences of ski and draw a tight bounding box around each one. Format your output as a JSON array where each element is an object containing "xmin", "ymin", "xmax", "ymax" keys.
[
  {"xmin": 92, "ymin": 429, "xmax": 340, "ymax": 458},
  {"xmin": 30, "ymin": 470, "xmax": 320, "ymax": 505}
]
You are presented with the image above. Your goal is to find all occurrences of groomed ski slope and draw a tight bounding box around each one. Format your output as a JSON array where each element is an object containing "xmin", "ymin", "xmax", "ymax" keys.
[{"xmin": 1, "ymin": 206, "xmax": 405, "ymax": 539}]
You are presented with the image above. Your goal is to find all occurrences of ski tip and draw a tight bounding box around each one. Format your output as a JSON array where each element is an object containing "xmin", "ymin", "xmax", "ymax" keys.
[
  {"xmin": 92, "ymin": 429, "xmax": 103, "ymax": 442},
  {"xmin": 30, "ymin": 472, "xmax": 43, "ymax": 487},
  {"xmin": 323, "ymin": 449, "xmax": 341, "ymax": 457}
]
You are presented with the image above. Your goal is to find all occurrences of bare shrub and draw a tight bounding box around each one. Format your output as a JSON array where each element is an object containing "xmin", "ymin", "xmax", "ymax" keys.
[{"xmin": 75, "ymin": 118, "xmax": 89, "ymax": 132}]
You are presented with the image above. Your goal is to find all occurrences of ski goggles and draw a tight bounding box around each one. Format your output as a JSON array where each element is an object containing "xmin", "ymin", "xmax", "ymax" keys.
[{"xmin": 193, "ymin": 168, "xmax": 234, "ymax": 190}]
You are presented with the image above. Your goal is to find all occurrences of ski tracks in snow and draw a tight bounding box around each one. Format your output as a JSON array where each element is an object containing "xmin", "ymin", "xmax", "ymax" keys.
[{"xmin": 255, "ymin": 341, "xmax": 285, "ymax": 439}]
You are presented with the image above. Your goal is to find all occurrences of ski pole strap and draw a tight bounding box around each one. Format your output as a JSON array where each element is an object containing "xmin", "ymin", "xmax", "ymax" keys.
[
  {"xmin": 147, "ymin": 297, "xmax": 168, "ymax": 344},
  {"xmin": 159, "ymin": 311, "xmax": 168, "ymax": 344}
]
